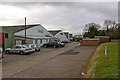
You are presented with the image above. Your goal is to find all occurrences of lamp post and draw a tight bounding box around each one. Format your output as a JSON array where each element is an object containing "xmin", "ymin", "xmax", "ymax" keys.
[{"xmin": 25, "ymin": 17, "xmax": 26, "ymax": 44}]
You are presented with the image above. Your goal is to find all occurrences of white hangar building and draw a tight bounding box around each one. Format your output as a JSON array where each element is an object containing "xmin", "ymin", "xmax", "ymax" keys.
[
  {"xmin": 13, "ymin": 24, "xmax": 53, "ymax": 46},
  {"xmin": 48, "ymin": 30, "xmax": 69, "ymax": 42}
]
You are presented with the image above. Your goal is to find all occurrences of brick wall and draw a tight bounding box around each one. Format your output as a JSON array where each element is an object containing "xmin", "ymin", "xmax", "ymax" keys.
[
  {"xmin": 99, "ymin": 37, "xmax": 110, "ymax": 43},
  {"xmin": 81, "ymin": 39, "xmax": 99, "ymax": 46}
]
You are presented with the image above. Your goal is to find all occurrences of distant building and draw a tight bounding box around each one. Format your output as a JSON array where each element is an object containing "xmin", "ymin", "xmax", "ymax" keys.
[
  {"xmin": 69, "ymin": 34, "xmax": 73, "ymax": 41},
  {"xmin": 64, "ymin": 32, "xmax": 71, "ymax": 40},
  {"xmin": 48, "ymin": 30, "xmax": 68, "ymax": 41},
  {"xmin": 73, "ymin": 35, "xmax": 83, "ymax": 42},
  {"xmin": 74, "ymin": 35, "xmax": 83, "ymax": 38},
  {"xmin": 69, "ymin": 34, "xmax": 73, "ymax": 38},
  {"xmin": 64, "ymin": 32, "xmax": 69, "ymax": 38}
]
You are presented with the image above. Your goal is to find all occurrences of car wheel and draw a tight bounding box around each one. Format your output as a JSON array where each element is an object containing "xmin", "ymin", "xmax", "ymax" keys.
[
  {"xmin": 35, "ymin": 49, "xmax": 37, "ymax": 52},
  {"xmin": 54, "ymin": 45, "xmax": 58, "ymax": 48},
  {"xmin": 6, "ymin": 50, "xmax": 9, "ymax": 54},
  {"xmin": 19, "ymin": 51, "xmax": 24, "ymax": 55},
  {"xmin": 38, "ymin": 49, "xmax": 40, "ymax": 51},
  {"xmin": 44, "ymin": 45, "xmax": 47, "ymax": 48}
]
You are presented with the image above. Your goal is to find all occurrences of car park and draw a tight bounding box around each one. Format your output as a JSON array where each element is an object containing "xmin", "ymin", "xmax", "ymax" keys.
[
  {"xmin": 29, "ymin": 44, "xmax": 40, "ymax": 52},
  {"xmin": 5, "ymin": 45, "xmax": 31, "ymax": 55},
  {"xmin": 43, "ymin": 41, "xmax": 65, "ymax": 48}
]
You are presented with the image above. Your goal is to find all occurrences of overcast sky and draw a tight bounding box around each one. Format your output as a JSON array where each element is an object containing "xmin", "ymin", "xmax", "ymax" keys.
[{"xmin": 0, "ymin": 1, "xmax": 118, "ymax": 35}]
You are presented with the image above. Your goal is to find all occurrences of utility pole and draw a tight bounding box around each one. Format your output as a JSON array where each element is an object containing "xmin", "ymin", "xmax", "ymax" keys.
[{"xmin": 25, "ymin": 17, "xmax": 26, "ymax": 44}]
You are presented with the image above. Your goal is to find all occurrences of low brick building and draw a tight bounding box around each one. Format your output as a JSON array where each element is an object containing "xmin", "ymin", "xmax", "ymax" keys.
[
  {"xmin": 95, "ymin": 36, "xmax": 110, "ymax": 43},
  {"xmin": 81, "ymin": 39, "xmax": 100, "ymax": 46}
]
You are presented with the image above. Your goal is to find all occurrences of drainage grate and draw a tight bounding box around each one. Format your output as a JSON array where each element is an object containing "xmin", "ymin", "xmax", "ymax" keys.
[{"xmin": 60, "ymin": 50, "xmax": 79, "ymax": 55}]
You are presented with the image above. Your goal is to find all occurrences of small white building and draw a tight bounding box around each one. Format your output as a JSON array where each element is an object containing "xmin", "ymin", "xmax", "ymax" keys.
[
  {"xmin": 48, "ymin": 30, "xmax": 68, "ymax": 41},
  {"xmin": 64, "ymin": 32, "xmax": 70, "ymax": 41},
  {"xmin": 14, "ymin": 24, "xmax": 53, "ymax": 46}
]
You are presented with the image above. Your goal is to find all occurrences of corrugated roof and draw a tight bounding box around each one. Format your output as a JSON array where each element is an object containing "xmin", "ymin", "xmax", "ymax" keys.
[
  {"xmin": 1, "ymin": 24, "xmax": 40, "ymax": 33},
  {"xmin": 14, "ymin": 35, "xmax": 52, "ymax": 39}
]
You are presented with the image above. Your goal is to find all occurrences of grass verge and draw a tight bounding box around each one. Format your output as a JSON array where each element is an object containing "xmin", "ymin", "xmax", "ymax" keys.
[{"xmin": 84, "ymin": 42, "xmax": 119, "ymax": 78}]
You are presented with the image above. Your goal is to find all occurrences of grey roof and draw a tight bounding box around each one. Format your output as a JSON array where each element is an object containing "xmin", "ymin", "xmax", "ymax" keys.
[
  {"xmin": 1, "ymin": 24, "xmax": 40, "ymax": 33},
  {"xmin": 14, "ymin": 35, "xmax": 52, "ymax": 39},
  {"xmin": 48, "ymin": 30, "xmax": 61, "ymax": 36},
  {"xmin": 95, "ymin": 36, "xmax": 109, "ymax": 38},
  {"xmin": 83, "ymin": 38, "xmax": 99, "ymax": 40}
]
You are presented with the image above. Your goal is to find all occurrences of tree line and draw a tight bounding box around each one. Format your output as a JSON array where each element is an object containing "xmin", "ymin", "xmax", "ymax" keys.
[{"xmin": 83, "ymin": 20, "xmax": 120, "ymax": 39}]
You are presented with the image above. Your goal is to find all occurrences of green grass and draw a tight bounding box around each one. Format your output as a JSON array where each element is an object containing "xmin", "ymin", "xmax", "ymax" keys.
[{"xmin": 93, "ymin": 42, "xmax": 119, "ymax": 78}]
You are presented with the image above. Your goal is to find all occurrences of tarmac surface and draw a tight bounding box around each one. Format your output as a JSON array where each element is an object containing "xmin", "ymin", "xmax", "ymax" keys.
[{"xmin": 2, "ymin": 42, "xmax": 96, "ymax": 78}]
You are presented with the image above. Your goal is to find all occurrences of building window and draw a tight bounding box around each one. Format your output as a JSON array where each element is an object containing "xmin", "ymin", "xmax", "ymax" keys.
[
  {"xmin": 60, "ymin": 33, "xmax": 63, "ymax": 35},
  {"xmin": 5, "ymin": 33, "xmax": 8, "ymax": 38}
]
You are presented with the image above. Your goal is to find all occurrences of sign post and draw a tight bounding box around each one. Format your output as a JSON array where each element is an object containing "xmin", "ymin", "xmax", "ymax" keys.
[{"xmin": 105, "ymin": 46, "xmax": 107, "ymax": 56}]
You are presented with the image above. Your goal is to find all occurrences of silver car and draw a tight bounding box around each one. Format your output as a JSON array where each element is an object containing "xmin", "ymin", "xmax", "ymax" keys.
[
  {"xmin": 5, "ymin": 45, "xmax": 30, "ymax": 55},
  {"xmin": 24, "ymin": 44, "xmax": 35, "ymax": 53},
  {"xmin": 29, "ymin": 44, "xmax": 40, "ymax": 52}
]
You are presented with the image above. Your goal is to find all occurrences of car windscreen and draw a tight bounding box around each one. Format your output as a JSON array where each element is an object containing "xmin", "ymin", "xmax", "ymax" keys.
[
  {"xmin": 12, "ymin": 46, "xmax": 16, "ymax": 49},
  {"xmin": 16, "ymin": 46, "xmax": 21, "ymax": 48},
  {"xmin": 31, "ymin": 45, "xmax": 35, "ymax": 48},
  {"xmin": 22, "ymin": 45, "xmax": 28, "ymax": 48},
  {"xmin": 25, "ymin": 45, "xmax": 29, "ymax": 47}
]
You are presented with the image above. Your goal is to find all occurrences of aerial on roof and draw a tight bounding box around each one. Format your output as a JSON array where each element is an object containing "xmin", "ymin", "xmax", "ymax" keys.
[
  {"xmin": 1, "ymin": 24, "xmax": 41, "ymax": 33},
  {"xmin": 48, "ymin": 30, "xmax": 61, "ymax": 36}
]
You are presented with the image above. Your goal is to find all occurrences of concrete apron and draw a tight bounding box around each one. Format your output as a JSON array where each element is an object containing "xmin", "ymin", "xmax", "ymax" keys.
[{"xmin": 2, "ymin": 43, "xmax": 78, "ymax": 78}]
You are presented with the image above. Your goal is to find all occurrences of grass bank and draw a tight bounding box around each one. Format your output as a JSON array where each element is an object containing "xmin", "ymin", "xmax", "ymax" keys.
[{"xmin": 84, "ymin": 42, "xmax": 119, "ymax": 78}]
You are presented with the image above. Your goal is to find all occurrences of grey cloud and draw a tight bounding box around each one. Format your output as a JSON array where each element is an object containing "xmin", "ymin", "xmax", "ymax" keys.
[{"xmin": 0, "ymin": 2, "xmax": 118, "ymax": 34}]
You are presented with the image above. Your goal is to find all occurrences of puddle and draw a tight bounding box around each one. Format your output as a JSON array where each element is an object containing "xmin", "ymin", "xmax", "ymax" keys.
[{"xmin": 59, "ymin": 49, "xmax": 80, "ymax": 55}]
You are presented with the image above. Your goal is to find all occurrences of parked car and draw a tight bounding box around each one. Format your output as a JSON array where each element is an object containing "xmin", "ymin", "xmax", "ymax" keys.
[
  {"xmin": 5, "ymin": 45, "xmax": 31, "ymax": 55},
  {"xmin": 61, "ymin": 40, "xmax": 71, "ymax": 43},
  {"xmin": 29, "ymin": 44, "xmax": 40, "ymax": 52},
  {"xmin": 24, "ymin": 44, "xmax": 35, "ymax": 53},
  {"xmin": 43, "ymin": 41, "xmax": 65, "ymax": 48}
]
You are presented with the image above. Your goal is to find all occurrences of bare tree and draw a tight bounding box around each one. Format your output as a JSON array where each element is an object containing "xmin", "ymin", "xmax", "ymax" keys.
[
  {"xmin": 83, "ymin": 22, "xmax": 101, "ymax": 32},
  {"xmin": 103, "ymin": 20, "xmax": 117, "ymax": 31},
  {"xmin": 83, "ymin": 22, "xmax": 101, "ymax": 38}
]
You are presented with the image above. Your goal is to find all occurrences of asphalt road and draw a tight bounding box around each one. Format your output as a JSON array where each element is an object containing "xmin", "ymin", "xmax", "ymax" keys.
[{"xmin": 2, "ymin": 42, "xmax": 96, "ymax": 78}]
